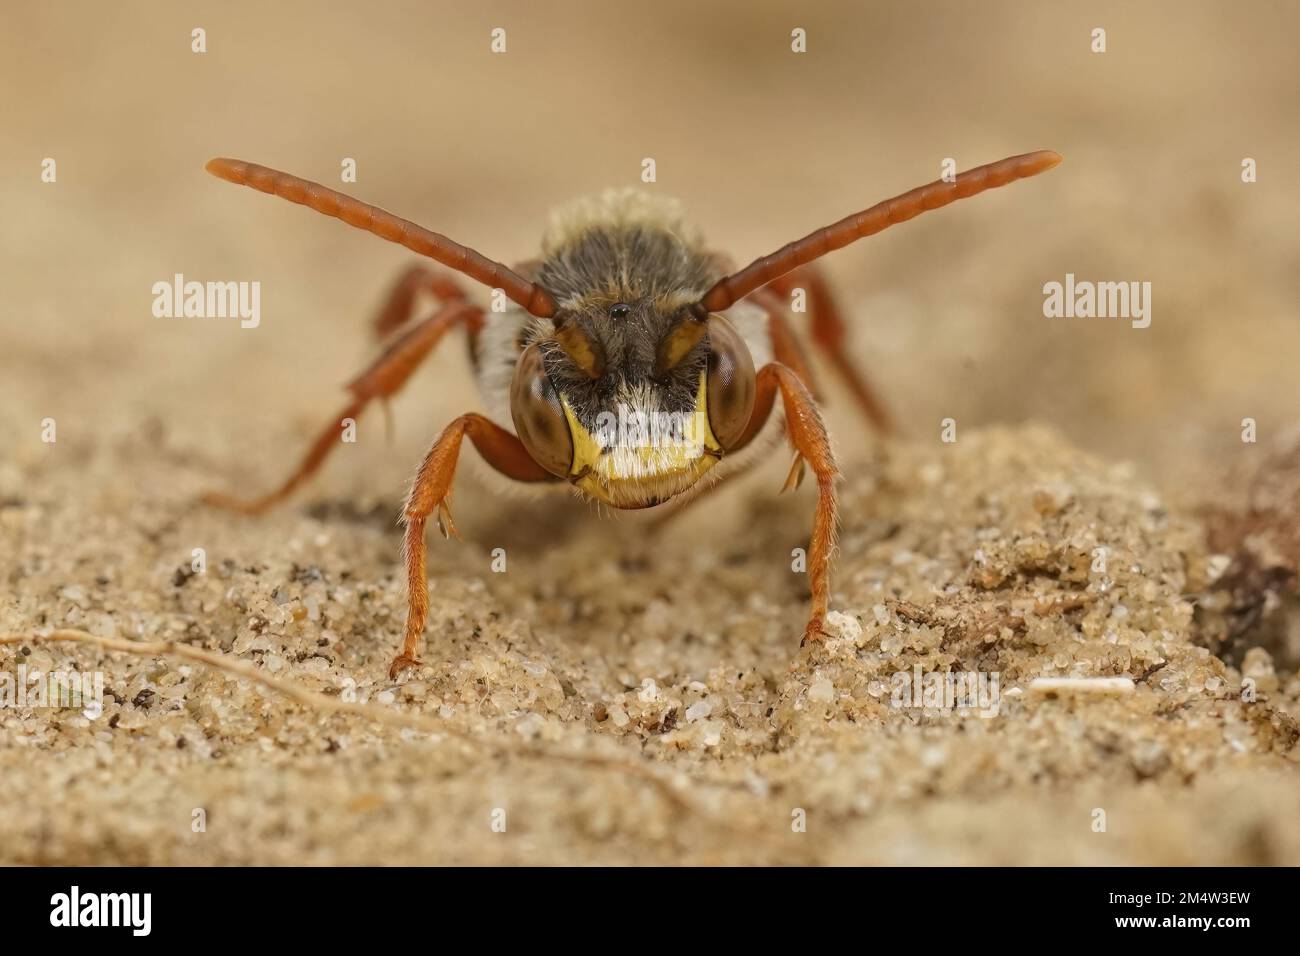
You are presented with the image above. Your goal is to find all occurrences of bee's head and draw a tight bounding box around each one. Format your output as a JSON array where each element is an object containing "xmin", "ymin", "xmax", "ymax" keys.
[
  {"xmin": 509, "ymin": 296, "xmax": 755, "ymax": 508},
  {"xmin": 207, "ymin": 155, "xmax": 1063, "ymax": 510}
]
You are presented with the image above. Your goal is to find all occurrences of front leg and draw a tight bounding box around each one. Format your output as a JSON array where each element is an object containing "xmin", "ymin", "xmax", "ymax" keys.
[
  {"xmin": 392, "ymin": 414, "xmax": 556, "ymax": 678},
  {"xmin": 731, "ymin": 363, "xmax": 840, "ymax": 645}
]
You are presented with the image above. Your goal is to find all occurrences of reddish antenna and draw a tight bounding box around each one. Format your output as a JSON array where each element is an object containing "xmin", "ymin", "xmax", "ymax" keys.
[
  {"xmin": 700, "ymin": 150, "xmax": 1062, "ymax": 312},
  {"xmin": 205, "ymin": 158, "xmax": 558, "ymax": 318}
]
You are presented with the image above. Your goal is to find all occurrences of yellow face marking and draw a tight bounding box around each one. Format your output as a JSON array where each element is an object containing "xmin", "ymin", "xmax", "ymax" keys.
[{"xmin": 561, "ymin": 371, "xmax": 722, "ymax": 508}]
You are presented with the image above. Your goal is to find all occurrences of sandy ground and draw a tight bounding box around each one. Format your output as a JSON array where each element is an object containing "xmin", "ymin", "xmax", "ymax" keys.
[{"xmin": 2, "ymin": 1, "xmax": 1299, "ymax": 864}]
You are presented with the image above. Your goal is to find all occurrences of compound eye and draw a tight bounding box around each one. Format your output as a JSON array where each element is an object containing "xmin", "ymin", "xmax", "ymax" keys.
[
  {"xmin": 509, "ymin": 343, "xmax": 574, "ymax": 478},
  {"xmin": 705, "ymin": 315, "xmax": 756, "ymax": 450}
]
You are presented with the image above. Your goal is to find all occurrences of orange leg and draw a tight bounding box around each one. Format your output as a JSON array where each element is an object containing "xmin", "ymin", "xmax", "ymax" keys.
[
  {"xmin": 373, "ymin": 263, "xmax": 470, "ymax": 338},
  {"xmin": 764, "ymin": 266, "xmax": 893, "ymax": 435},
  {"xmin": 652, "ymin": 366, "xmax": 838, "ymax": 645},
  {"xmin": 202, "ymin": 298, "xmax": 482, "ymax": 514},
  {"xmin": 371, "ymin": 263, "xmax": 487, "ymax": 371},
  {"xmin": 718, "ymin": 362, "xmax": 839, "ymax": 645},
  {"xmin": 392, "ymin": 415, "xmax": 556, "ymax": 677}
]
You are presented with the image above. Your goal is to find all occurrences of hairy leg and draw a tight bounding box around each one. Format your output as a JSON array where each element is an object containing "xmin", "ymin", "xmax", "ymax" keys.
[
  {"xmin": 733, "ymin": 363, "xmax": 840, "ymax": 645},
  {"xmin": 392, "ymin": 415, "xmax": 556, "ymax": 677},
  {"xmin": 202, "ymin": 298, "xmax": 482, "ymax": 514}
]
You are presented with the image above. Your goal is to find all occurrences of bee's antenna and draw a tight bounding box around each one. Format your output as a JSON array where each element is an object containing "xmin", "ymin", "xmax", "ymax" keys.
[
  {"xmin": 699, "ymin": 150, "xmax": 1062, "ymax": 312},
  {"xmin": 205, "ymin": 158, "xmax": 558, "ymax": 318}
]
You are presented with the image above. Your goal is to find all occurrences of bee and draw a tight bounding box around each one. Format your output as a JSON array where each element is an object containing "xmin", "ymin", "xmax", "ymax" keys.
[{"xmin": 200, "ymin": 150, "xmax": 1062, "ymax": 677}]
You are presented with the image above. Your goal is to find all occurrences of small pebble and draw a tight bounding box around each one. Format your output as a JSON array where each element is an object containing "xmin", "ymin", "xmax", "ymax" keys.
[{"xmin": 685, "ymin": 699, "xmax": 712, "ymax": 722}]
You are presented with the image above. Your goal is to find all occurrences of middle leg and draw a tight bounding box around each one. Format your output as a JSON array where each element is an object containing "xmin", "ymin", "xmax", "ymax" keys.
[
  {"xmin": 764, "ymin": 265, "xmax": 893, "ymax": 435},
  {"xmin": 202, "ymin": 298, "xmax": 482, "ymax": 514}
]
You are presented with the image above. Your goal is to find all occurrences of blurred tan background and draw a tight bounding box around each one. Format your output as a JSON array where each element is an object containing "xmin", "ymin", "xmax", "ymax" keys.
[{"xmin": 4, "ymin": 0, "xmax": 1297, "ymax": 494}]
